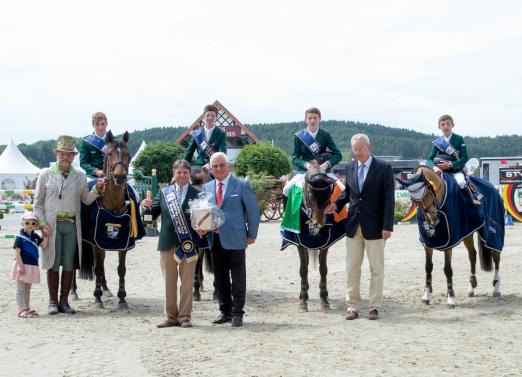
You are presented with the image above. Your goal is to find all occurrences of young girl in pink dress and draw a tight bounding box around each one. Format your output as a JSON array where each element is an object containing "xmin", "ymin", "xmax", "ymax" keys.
[{"xmin": 11, "ymin": 212, "xmax": 49, "ymax": 318}]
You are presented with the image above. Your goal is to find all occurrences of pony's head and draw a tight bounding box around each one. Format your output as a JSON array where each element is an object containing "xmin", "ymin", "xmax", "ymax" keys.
[
  {"xmin": 104, "ymin": 130, "xmax": 130, "ymax": 186},
  {"xmin": 396, "ymin": 166, "xmax": 444, "ymax": 236},
  {"xmin": 190, "ymin": 167, "xmax": 210, "ymax": 187},
  {"xmin": 303, "ymin": 162, "xmax": 334, "ymax": 227}
]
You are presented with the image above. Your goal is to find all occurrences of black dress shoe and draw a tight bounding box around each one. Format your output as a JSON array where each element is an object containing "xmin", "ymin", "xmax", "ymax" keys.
[
  {"xmin": 231, "ymin": 316, "xmax": 243, "ymax": 327},
  {"xmin": 212, "ymin": 313, "xmax": 232, "ymax": 324}
]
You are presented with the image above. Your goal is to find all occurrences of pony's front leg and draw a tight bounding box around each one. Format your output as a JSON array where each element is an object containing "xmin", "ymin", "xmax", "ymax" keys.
[
  {"xmin": 422, "ymin": 247, "xmax": 433, "ymax": 305},
  {"xmin": 318, "ymin": 248, "xmax": 330, "ymax": 310},
  {"xmin": 297, "ymin": 246, "xmax": 310, "ymax": 312},
  {"xmin": 70, "ymin": 269, "xmax": 79, "ymax": 301},
  {"xmin": 464, "ymin": 236, "xmax": 478, "ymax": 297},
  {"xmin": 117, "ymin": 250, "xmax": 128, "ymax": 309},
  {"xmin": 444, "ymin": 249, "xmax": 456, "ymax": 308},
  {"xmin": 93, "ymin": 248, "xmax": 104, "ymax": 309},
  {"xmin": 98, "ymin": 250, "xmax": 113, "ymax": 298},
  {"xmin": 492, "ymin": 251, "xmax": 501, "ymax": 297},
  {"xmin": 193, "ymin": 249, "xmax": 204, "ymax": 301}
]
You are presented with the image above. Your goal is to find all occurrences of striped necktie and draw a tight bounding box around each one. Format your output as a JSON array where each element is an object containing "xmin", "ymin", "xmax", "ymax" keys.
[
  {"xmin": 358, "ymin": 163, "xmax": 366, "ymax": 191},
  {"xmin": 176, "ymin": 185, "xmax": 183, "ymax": 205},
  {"xmin": 216, "ymin": 182, "xmax": 223, "ymax": 207}
]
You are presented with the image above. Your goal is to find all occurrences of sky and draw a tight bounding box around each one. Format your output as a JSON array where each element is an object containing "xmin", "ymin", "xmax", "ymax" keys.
[{"xmin": 1, "ymin": 0, "xmax": 521, "ymax": 145}]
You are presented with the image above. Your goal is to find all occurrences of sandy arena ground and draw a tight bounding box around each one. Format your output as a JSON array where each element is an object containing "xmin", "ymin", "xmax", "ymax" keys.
[{"xmin": 1, "ymin": 212, "xmax": 521, "ymax": 377}]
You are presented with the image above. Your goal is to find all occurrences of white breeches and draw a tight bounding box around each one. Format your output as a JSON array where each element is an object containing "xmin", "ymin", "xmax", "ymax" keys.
[{"xmin": 451, "ymin": 172, "xmax": 466, "ymax": 189}]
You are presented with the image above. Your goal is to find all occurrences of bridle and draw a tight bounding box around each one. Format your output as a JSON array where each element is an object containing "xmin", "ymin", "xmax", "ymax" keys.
[
  {"xmin": 303, "ymin": 172, "xmax": 334, "ymax": 217},
  {"xmin": 103, "ymin": 142, "xmax": 129, "ymax": 187},
  {"xmin": 407, "ymin": 172, "xmax": 443, "ymax": 236}
]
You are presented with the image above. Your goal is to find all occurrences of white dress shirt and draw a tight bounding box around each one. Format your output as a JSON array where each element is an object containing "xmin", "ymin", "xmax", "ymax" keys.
[
  {"xmin": 205, "ymin": 126, "xmax": 215, "ymax": 141},
  {"xmin": 306, "ymin": 127, "xmax": 319, "ymax": 139}
]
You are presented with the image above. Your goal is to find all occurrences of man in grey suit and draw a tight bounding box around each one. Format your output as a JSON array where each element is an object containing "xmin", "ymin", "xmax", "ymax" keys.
[{"xmin": 197, "ymin": 152, "xmax": 260, "ymax": 327}]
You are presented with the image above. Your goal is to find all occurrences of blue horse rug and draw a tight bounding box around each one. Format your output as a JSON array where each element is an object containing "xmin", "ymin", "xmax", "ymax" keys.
[
  {"xmin": 418, "ymin": 174, "xmax": 504, "ymax": 252},
  {"xmin": 82, "ymin": 183, "xmax": 146, "ymax": 251},
  {"xmin": 281, "ymin": 208, "xmax": 346, "ymax": 250}
]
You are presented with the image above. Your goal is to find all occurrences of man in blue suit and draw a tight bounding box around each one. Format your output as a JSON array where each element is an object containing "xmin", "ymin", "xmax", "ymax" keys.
[{"xmin": 197, "ymin": 152, "xmax": 260, "ymax": 327}]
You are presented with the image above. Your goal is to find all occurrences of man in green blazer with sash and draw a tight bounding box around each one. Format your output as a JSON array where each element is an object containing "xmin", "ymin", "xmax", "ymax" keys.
[
  {"xmin": 183, "ymin": 104, "xmax": 227, "ymax": 171},
  {"xmin": 141, "ymin": 159, "xmax": 200, "ymax": 328},
  {"xmin": 80, "ymin": 112, "xmax": 109, "ymax": 179},
  {"xmin": 292, "ymin": 107, "xmax": 342, "ymax": 173}
]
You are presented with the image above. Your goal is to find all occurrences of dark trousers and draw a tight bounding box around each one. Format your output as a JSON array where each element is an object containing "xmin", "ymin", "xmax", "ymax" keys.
[{"xmin": 211, "ymin": 234, "xmax": 246, "ymax": 317}]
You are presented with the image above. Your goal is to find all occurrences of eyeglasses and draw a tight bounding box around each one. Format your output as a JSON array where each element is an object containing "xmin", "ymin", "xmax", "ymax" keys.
[
  {"xmin": 24, "ymin": 221, "xmax": 37, "ymax": 226},
  {"xmin": 211, "ymin": 163, "xmax": 227, "ymax": 169}
]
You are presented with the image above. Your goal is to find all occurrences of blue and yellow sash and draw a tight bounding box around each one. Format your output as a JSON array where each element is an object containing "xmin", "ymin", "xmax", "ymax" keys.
[
  {"xmin": 83, "ymin": 134, "xmax": 108, "ymax": 153},
  {"xmin": 162, "ymin": 185, "xmax": 198, "ymax": 263},
  {"xmin": 432, "ymin": 137, "xmax": 458, "ymax": 159},
  {"xmin": 295, "ymin": 129, "xmax": 321, "ymax": 159},
  {"xmin": 191, "ymin": 129, "xmax": 214, "ymax": 158}
]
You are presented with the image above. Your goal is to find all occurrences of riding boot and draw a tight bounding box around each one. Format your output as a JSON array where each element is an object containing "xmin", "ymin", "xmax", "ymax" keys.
[
  {"xmin": 463, "ymin": 186, "xmax": 481, "ymax": 206},
  {"xmin": 59, "ymin": 271, "xmax": 76, "ymax": 314},
  {"xmin": 47, "ymin": 270, "xmax": 60, "ymax": 315}
]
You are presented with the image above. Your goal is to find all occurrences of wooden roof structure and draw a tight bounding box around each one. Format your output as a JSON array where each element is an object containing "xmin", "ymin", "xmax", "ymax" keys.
[{"xmin": 175, "ymin": 100, "xmax": 258, "ymax": 147}]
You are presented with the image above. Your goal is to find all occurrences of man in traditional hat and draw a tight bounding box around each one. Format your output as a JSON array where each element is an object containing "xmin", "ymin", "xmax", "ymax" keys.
[
  {"xmin": 80, "ymin": 111, "xmax": 109, "ymax": 179},
  {"xmin": 34, "ymin": 136, "xmax": 105, "ymax": 315}
]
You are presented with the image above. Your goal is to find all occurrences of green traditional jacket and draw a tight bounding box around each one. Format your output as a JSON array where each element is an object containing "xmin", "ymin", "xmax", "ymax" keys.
[
  {"xmin": 80, "ymin": 133, "xmax": 106, "ymax": 178},
  {"xmin": 183, "ymin": 127, "xmax": 227, "ymax": 168},
  {"xmin": 292, "ymin": 128, "xmax": 342, "ymax": 173},
  {"xmin": 426, "ymin": 133, "xmax": 468, "ymax": 172},
  {"xmin": 150, "ymin": 184, "xmax": 200, "ymax": 251}
]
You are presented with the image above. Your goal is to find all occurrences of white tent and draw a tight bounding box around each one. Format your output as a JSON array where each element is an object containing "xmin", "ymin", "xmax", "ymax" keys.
[
  {"xmin": 0, "ymin": 138, "xmax": 40, "ymax": 189},
  {"xmin": 129, "ymin": 140, "xmax": 147, "ymax": 176},
  {"xmin": 72, "ymin": 147, "xmax": 85, "ymax": 174}
]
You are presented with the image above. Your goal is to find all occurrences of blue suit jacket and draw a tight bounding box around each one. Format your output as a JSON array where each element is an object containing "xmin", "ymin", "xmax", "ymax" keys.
[{"xmin": 203, "ymin": 175, "xmax": 260, "ymax": 250}]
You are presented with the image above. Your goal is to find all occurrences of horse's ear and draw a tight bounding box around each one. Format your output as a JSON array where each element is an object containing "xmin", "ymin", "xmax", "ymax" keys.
[
  {"xmin": 107, "ymin": 130, "xmax": 114, "ymax": 143},
  {"xmin": 123, "ymin": 131, "xmax": 129, "ymax": 143}
]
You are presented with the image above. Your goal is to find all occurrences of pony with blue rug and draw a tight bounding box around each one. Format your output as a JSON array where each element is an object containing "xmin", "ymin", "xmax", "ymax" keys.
[
  {"xmin": 398, "ymin": 166, "xmax": 504, "ymax": 308},
  {"xmin": 280, "ymin": 163, "xmax": 347, "ymax": 311},
  {"xmin": 80, "ymin": 131, "xmax": 146, "ymax": 309}
]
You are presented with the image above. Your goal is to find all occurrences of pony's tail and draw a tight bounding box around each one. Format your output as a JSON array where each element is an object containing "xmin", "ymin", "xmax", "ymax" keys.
[
  {"xmin": 204, "ymin": 248, "xmax": 213, "ymax": 274},
  {"xmin": 79, "ymin": 241, "xmax": 95, "ymax": 280},
  {"xmin": 478, "ymin": 239, "xmax": 493, "ymax": 272}
]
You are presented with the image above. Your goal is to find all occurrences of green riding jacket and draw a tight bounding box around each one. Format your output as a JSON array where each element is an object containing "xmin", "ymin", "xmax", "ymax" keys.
[
  {"xmin": 292, "ymin": 128, "xmax": 342, "ymax": 173},
  {"xmin": 80, "ymin": 134, "xmax": 106, "ymax": 178},
  {"xmin": 183, "ymin": 127, "xmax": 227, "ymax": 168},
  {"xmin": 426, "ymin": 133, "xmax": 468, "ymax": 172}
]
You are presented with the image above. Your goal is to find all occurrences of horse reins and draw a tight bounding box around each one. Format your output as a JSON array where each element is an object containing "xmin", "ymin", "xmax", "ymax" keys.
[{"xmin": 101, "ymin": 143, "xmax": 129, "ymax": 212}]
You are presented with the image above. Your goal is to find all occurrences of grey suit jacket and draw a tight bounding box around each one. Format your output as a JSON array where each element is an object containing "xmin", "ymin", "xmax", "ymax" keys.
[{"xmin": 203, "ymin": 175, "xmax": 260, "ymax": 250}]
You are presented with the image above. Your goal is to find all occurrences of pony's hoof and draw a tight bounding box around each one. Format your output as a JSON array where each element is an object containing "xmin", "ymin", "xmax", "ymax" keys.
[
  {"xmin": 70, "ymin": 291, "xmax": 79, "ymax": 301},
  {"xmin": 447, "ymin": 304, "xmax": 456, "ymax": 309},
  {"xmin": 468, "ymin": 291, "xmax": 475, "ymax": 297},
  {"xmin": 118, "ymin": 302, "xmax": 129, "ymax": 310},
  {"xmin": 299, "ymin": 304, "xmax": 308, "ymax": 312},
  {"xmin": 321, "ymin": 302, "xmax": 330, "ymax": 311},
  {"xmin": 94, "ymin": 301, "xmax": 104, "ymax": 309},
  {"xmin": 422, "ymin": 299, "xmax": 430, "ymax": 305},
  {"xmin": 492, "ymin": 291, "xmax": 501, "ymax": 297},
  {"xmin": 193, "ymin": 292, "xmax": 201, "ymax": 302},
  {"xmin": 103, "ymin": 289, "xmax": 114, "ymax": 298}
]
